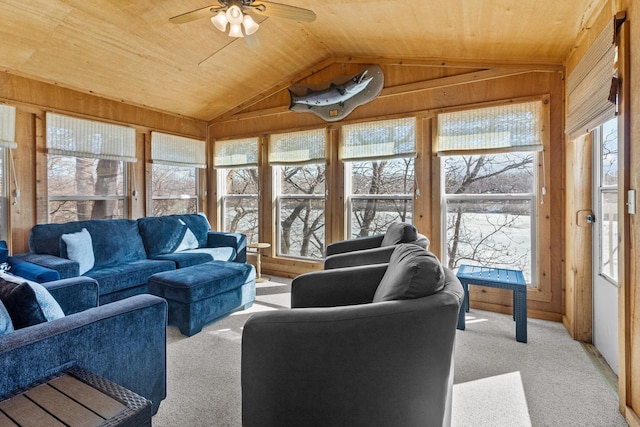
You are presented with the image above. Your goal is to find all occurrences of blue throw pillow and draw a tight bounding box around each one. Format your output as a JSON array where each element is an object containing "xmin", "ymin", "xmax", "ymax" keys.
[
  {"xmin": 61, "ymin": 228, "xmax": 95, "ymax": 275},
  {"xmin": 0, "ymin": 272, "xmax": 65, "ymax": 321},
  {"xmin": 0, "ymin": 299, "xmax": 14, "ymax": 336},
  {"xmin": 0, "ymin": 278, "xmax": 47, "ymax": 329},
  {"xmin": 0, "ymin": 240, "xmax": 9, "ymax": 263}
]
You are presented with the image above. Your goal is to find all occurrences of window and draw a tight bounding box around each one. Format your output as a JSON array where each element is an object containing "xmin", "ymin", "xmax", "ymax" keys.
[
  {"xmin": 46, "ymin": 113, "xmax": 135, "ymax": 223},
  {"xmin": 270, "ymin": 129, "xmax": 326, "ymax": 260},
  {"xmin": 595, "ymin": 118, "xmax": 619, "ymax": 282},
  {"xmin": 438, "ymin": 100, "xmax": 544, "ymax": 283},
  {"xmin": 214, "ymin": 137, "xmax": 259, "ymax": 244},
  {"xmin": 342, "ymin": 117, "xmax": 416, "ymax": 238},
  {"xmin": 151, "ymin": 132, "xmax": 205, "ymax": 216},
  {"xmin": 0, "ymin": 104, "xmax": 17, "ymax": 240}
]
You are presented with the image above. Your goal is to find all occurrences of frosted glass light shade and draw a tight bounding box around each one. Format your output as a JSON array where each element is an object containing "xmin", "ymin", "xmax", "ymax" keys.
[
  {"xmin": 243, "ymin": 15, "xmax": 259, "ymax": 35},
  {"xmin": 229, "ymin": 23, "xmax": 244, "ymax": 37},
  {"xmin": 211, "ymin": 11, "xmax": 228, "ymax": 32},
  {"xmin": 226, "ymin": 5, "xmax": 243, "ymax": 24}
]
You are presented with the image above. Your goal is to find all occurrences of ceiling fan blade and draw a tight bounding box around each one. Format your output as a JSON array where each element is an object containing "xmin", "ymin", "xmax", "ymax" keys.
[
  {"xmin": 169, "ymin": 4, "xmax": 223, "ymax": 24},
  {"xmin": 251, "ymin": 1, "xmax": 316, "ymax": 22}
]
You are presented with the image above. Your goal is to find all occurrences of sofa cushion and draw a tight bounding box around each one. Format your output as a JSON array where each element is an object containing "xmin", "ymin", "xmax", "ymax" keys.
[
  {"xmin": 87, "ymin": 259, "xmax": 175, "ymax": 296},
  {"xmin": 138, "ymin": 216, "xmax": 189, "ymax": 257},
  {"xmin": 61, "ymin": 228, "xmax": 95, "ymax": 275},
  {"xmin": 0, "ymin": 299, "xmax": 14, "ymax": 336},
  {"xmin": 138, "ymin": 214, "xmax": 212, "ymax": 258},
  {"xmin": 153, "ymin": 247, "xmax": 237, "ymax": 268},
  {"xmin": 372, "ymin": 244, "xmax": 445, "ymax": 302},
  {"xmin": 380, "ymin": 223, "xmax": 419, "ymax": 247},
  {"xmin": 29, "ymin": 219, "xmax": 147, "ymax": 268}
]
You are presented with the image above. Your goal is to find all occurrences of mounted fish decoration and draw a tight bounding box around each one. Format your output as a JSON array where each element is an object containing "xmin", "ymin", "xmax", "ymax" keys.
[{"xmin": 288, "ymin": 65, "xmax": 384, "ymax": 122}]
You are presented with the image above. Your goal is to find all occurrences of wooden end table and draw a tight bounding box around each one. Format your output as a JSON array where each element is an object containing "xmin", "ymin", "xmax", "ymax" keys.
[
  {"xmin": 456, "ymin": 264, "xmax": 528, "ymax": 343},
  {"xmin": 0, "ymin": 366, "xmax": 151, "ymax": 427},
  {"xmin": 248, "ymin": 242, "xmax": 271, "ymax": 283}
]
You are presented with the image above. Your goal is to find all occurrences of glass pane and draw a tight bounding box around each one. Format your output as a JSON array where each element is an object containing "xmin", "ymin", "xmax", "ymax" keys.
[
  {"xmin": 224, "ymin": 168, "xmax": 259, "ymax": 195},
  {"xmin": 278, "ymin": 198, "xmax": 325, "ymax": 259},
  {"xmin": 444, "ymin": 153, "xmax": 534, "ymax": 195},
  {"xmin": 351, "ymin": 199, "xmax": 413, "ymax": 238},
  {"xmin": 152, "ymin": 164, "xmax": 196, "ymax": 197},
  {"xmin": 223, "ymin": 196, "xmax": 259, "ymax": 244},
  {"xmin": 49, "ymin": 200, "xmax": 124, "ymax": 223},
  {"xmin": 281, "ymin": 165, "xmax": 325, "ymax": 195},
  {"xmin": 48, "ymin": 155, "xmax": 124, "ymax": 196},
  {"xmin": 152, "ymin": 198, "xmax": 197, "ymax": 216},
  {"xmin": 351, "ymin": 158, "xmax": 414, "ymax": 195},
  {"xmin": 446, "ymin": 199, "xmax": 533, "ymax": 283},
  {"xmin": 601, "ymin": 118, "xmax": 618, "ymax": 187},
  {"xmin": 600, "ymin": 191, "xmax": 619, "ymax": 281}
]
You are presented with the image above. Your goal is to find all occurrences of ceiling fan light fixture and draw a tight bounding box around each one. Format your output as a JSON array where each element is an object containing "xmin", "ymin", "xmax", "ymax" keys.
[
  {"xmin": 228, "ymin": 22, "xmax": 245, "ymax": 37},
  {"xmin": 242, "ymin": 14, "xmax": 260, "ymax": 35},
  {"xmin": 211, "ymin": 11, "xmax": 228, "ymax": 32},
  {"xmin": 226, "ymin": 5, "xmax": 243, "ymax": 25}
]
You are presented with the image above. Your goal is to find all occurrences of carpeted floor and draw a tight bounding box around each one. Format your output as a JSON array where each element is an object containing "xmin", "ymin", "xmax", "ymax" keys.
[{"xmin": 153, "ymin": 277, "xmax": 628, "ymax": 427}]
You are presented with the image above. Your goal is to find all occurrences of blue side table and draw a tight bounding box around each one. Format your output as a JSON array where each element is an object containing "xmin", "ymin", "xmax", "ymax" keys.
[{"xmin": 456, "ymin": 264, "xmax": 528, "ymax": 343}]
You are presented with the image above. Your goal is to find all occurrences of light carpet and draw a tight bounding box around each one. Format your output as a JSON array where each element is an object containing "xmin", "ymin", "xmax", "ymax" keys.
[{"xmin": 153, "ymin": 278, "xmax": 627, "ymax": 427}]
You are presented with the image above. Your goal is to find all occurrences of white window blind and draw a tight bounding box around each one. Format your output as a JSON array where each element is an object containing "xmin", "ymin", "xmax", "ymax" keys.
[
  {"xmin": 151, "ymin": 132, "xmax": 206, "ymax": 168},
  {"xmin": 566, "ymin": 19, "xmax": 617, "ymax": 138},
  {"xmin": 341, "ymin": 117, "xmax": 416, "ymax": 161},
  {"xmin": 269, "ymin": 128, "xmax": 326, "ymax": 165},
  {"xmin": 214, "ymin": 137, "xmax": 258, "ymax": 168},
  {"xmin": 0, "ymin": 104, "xmax": 17, "ymax": 149},
  {"xmin": 437, "ymin": 100, "xmax": 543, "ymax": 155},
  {"xmin": 46, "ymin": 112, "xmax": 137, "ymax": 162}
]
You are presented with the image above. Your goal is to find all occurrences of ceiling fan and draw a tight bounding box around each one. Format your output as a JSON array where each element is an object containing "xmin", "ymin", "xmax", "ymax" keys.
[{"xmin": 169, "ymin": 0, "xmax": 316, "ymax": 38}]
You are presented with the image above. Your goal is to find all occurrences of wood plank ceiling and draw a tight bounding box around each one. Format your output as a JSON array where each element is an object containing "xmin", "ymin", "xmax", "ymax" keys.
[{"xmin": 0, "ymin": 0, "xmax": 595, "ymax": 122}]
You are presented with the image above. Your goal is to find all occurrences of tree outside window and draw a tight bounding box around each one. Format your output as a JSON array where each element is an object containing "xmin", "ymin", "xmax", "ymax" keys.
[
  {"xmin": 437, "ymin": 100, "xmax": 544, "ymax": 284},
  {"xmin": 46, "ymin": 113, "xmax": 134, "ymax": 224},
  {"xmin": 215, "ymin": 137, "xmax": 260, "ymax": 244},
  {"xmin": 270, "ymin": 129, "xmax": 326, "ymax": 260},
  {"xmin": 342, "ymin": 117, "xmax": 417, "ymax": 239}
]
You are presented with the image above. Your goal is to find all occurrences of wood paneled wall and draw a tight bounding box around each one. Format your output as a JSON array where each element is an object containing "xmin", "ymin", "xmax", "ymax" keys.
[
  {"xmin": 209, "ymin": 61, "xmax": 566, "ymax": 320},
  {"xmin": 0, "ymin": 71, "xmax": 207, "ymax": 253}
]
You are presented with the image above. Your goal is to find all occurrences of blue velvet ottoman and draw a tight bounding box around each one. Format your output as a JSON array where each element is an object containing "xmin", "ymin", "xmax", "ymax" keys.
[{"xmin": 148, "ymin": 261, "xmax": 256, "ymax": 336}]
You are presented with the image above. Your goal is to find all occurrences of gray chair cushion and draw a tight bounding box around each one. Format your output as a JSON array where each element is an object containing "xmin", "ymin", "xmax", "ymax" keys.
[
  {"xmin": 380, "ymin": 222, "xmax": 419, "ymax": 247},
  {"xmin": 373, "ymin": 243, "xmax": 445, "ymax": 302}
]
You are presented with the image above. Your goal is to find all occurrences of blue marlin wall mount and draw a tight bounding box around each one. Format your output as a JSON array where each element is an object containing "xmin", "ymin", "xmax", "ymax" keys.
[{"xmin": 288, "ymin": 65, "xmax": 384, "ymax": 122}]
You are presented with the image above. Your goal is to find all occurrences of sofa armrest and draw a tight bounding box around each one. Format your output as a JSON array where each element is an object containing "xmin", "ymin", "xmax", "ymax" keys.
[
  {"xmin": 206, "ymin": 231, "xmax": 247, "ymax": 263},
  {"xmin": 12, "ymin": 253, "xmax": 79, "ymax": 279},
  {"xmin": 325, "ymin": 235, "xmax": 384, "ymax": 256},
  {"xmin": 291, "ymin": 263, "xmax": 388, "ymax": 308},
  {"xmin": 241, "ymin": 294, "xmax": 461, "ymax": 427},
  {"xmin": 42, "ymin": 277, "xmax": 99, "ymax": 315},
  {"xmin": 0, "ymin": 294, "xmax": 168, "ymax": 414},
  {"xmin": 6, "ymin": 256, "xmax": 61, "ymax": 282},
  {"xmin": 324, "ymin": 245, "xmax": 396, "ymax": 269}
]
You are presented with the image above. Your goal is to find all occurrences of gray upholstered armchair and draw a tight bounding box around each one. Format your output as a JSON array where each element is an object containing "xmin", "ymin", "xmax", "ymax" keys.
[
  {"xmin": 324, "ymin": 222, "xmax": 429, "ymax": 269},
  {"xmin": 242, "ymin": 244, "xmax": 464, "ymax": 427}
]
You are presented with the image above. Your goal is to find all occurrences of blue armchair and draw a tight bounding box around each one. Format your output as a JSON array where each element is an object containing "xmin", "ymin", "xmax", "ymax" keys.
[{"xmin": 0, "ymin": 271, "xmax": 168, "ymax": 414}]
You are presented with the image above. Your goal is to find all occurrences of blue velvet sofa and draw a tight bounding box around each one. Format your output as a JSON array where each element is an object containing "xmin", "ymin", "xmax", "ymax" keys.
[
  {"xmin": 0, "ymin": 273, "xmax": 168, "ymax": 414},
  {"xmin": 14, "ymin": 214, "xmax": 247, "ymax": 304}
]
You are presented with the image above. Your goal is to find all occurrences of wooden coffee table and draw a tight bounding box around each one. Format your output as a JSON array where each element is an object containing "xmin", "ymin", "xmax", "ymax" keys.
[{"xmin": 0, "ymin": 366, "xmax": 151, "ymax": 427}]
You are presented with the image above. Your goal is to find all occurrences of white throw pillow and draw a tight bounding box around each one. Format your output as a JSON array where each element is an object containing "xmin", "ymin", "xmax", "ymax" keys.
[
  {"xmin": 175, "ymin": 220, "xmax": 199, "ymax": 252},
  {"xmin": 61, "ymin": 228, "xmax": 95, "ymax": 275}
]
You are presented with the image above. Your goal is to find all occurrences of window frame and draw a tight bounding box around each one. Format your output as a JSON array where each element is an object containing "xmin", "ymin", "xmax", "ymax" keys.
[
  {"xmin": 217, "ymin": 167, "xmax": 260, "ymax": 244},
  {"xmin": 273, "ymin": 163, "xmax": 326, "ymax": 261},
  {"xmin": 47, "ymin": 154, "xmax": 128, "ymax": 223},
  {"xmin": 344, "ymin": 158, "xmax": 415, "ymax": 239},
  {"xmin": 150, "ymin": 163, "xmax": 201, "ymax": 216}
]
